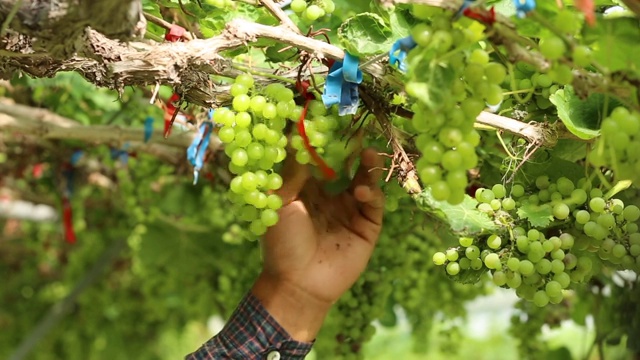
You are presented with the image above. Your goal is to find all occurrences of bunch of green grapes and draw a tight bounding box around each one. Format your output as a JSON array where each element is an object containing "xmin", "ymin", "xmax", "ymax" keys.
[
  {"xmin": 203, "ymin": 0, "xmax": 234, "ymax": 9},
  {"xmin": 290, "ymin": 0, "xmax": 335, "ymax": 22},
  {"xmin": 405, "ymin": 6, "xmax": 509, "ymax": 204},
  {"xmin": 215, "ymin": 74, "xmax": 298, "ymax": 235},
  {"xmin": 433, "ymin": 176, "xmax": 640, "ymax": 307},
  {"xmin": 588, "ymin": 107, "xmax": 640, "ymax": 186},
  {"xmin": 289, "ymin": 100, "xmax": 359, "ymax": 176},
  {"xmin": 504, "ymin": 62, "xmax": 560, "ymax": 111},
  {"xmin": 314, "ymin": 212, "xmax": 484, "ymax": 359}
]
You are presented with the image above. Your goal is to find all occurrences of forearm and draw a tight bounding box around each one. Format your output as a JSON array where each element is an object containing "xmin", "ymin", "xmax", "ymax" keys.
[
  {"xmin": 250, "ymin": 272, "xmax": 332, "ymax": 343},
  {"xmin": 185, "ymin": 276, "xmax": 322, "ymax": 360}
]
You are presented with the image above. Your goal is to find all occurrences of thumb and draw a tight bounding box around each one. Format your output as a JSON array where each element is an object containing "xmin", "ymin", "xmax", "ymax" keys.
[{"xmin": 275, "ymin": 153, "xmax": 311, "ymax": 206}]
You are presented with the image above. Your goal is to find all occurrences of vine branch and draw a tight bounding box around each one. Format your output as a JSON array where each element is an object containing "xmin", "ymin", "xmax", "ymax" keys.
[
  {"xmin": 0, "ymin": 100, "xmax": 219, "ymax": 162},
  {"xmin": 259, "ymin": 0, "xmax": 302, "ymax": 34},
  {"xmin": 143, "ymin": 12, "xmax": 195, "ymax": 40},
  {"xmin": 475, "ymin": 111, "xmax": 580, "ymax": 148},
  {"xmin": 360, "ymin": 87, "xmax": 421, "ymax": 194}
]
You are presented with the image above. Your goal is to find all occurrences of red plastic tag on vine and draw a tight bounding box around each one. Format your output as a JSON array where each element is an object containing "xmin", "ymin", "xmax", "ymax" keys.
[
  {"xmin": 463, "ymin": 6, "xmax": 496, "ymax": 25},
  {"xmin": 297, "ymin": 98, "xmax": 336, "ymax": 180},
  {"xmin": 575, "ymin": 0, "xmax": 596, "ymax": 26},
  {"xmin": 32, "ymin": 163, "xmax": 44, "ymax": 179},
  {"xmin": 165, "ymin": 24, "xmax": 186, "ymax": 42},
  {"xmin": 62, "ymin": 197, "xmax": 76, "ymax": 244},
  {"xmin": 163, "ymin": 93, "xmax": 181, "ymax": 137}
]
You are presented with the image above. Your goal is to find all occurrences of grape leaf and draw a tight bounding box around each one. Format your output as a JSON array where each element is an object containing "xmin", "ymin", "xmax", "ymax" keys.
[
  {"xmin": 406, "ymin": 61, "xmax": 456, "ymax": 110},
  {"xmin": 265, "ymin": 43, "xmax": 298, "ymax": 63},
  {"xmin": 338, "ymin": 13, "xmax": 395, "ymax": 57},
  {"xmin": 516, "ymin": 153, "xmax": 586, "ymax": 185},
  {"xmin": 549, "ymin": 86, "xmax": 607, "ymax": 139},
  {"xmin": 415, "ymin": 191, "xmax": 496, "ymax": 234},
  {"xmin": 582, "ymin": 17, "xmax": 640, "ymax": 76},
  {"xmin": 545, "ymin": 347, "xmax": 573, "ymax": 360},
  {"xmin": 550, "ymin": 139, "xmax": 588, "ymax": 162},
  {"xmin": 516, "ymin": 203, "xmax": 553, "ymax": 228},
  {"xmin": 449, "ymin": 268, "xmax": 487, "ymax": 284}
]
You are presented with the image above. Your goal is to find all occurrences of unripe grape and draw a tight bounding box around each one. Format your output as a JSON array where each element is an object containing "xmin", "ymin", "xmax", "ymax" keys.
[
  {"xmin": 589, "ymin": 197, "xmax": 606, "ymax": 213},
  {"xmin": 533, "ymin": 290, "xmax": 549, "ymax": 307},
  {"xmin": 506, "ymin": 272, "xmax": 522, "ymax": 289},
  {"xmin": 539, "ymin": 36, "xmax": 566, "ymax": 60},
  {"xmin": 487, "ymin": 234, "xmax": 502, "ymax": 249},
  {"xmin": 465, "ymin": 246, "xmax": 480, "ymax": 260},
  {"xmin": 484, "ymin": 253, "xmax": 501, "ymax": 269},
  {"xmin": 493, "ymin": 271, "xmax": 507, "ymax": 286},
  {"xmin": 553, "ymin": 203, "xmax": 570, "ymax": 220},
  {"xmin": 511, "ymin": 184, "xmax": 525, "ymax": 198},
  {"xmin": 507, "ymin": 257, "xmax": 520, "ymax": 272},
  {"xmin": 446, "ymin": 262, "xmax": 461, "ymax": 275},
  {"xmin": 433, "ymin": 252, "xmax": 447, "ymax": 265},
  {"xmin": 445, "ymin": 249, "xmax": 459, "ymax": 262},
  {"xmin": 459, "ymin": 237, "xmax": 474, "ymax": 247},
  {"xmin": 624, "ymin": 205, "xmax": 640, "ymax": 222},
  {"xmin": 484, "ymin": 62, "xmax": 507, "ymax": 84}
]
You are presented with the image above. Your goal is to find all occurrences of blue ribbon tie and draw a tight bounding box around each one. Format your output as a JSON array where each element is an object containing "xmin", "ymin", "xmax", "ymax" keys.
[
  {"xmin": 321, "ymin": 52, "xmax": 363, "ymax": 116},
  {"xmin": 144, "ymin": 116, "xmax": 154, "ymax": 143},
  {"xmin": 70, "ymin": 150, "xmax": 84, "ymax": 166},
  {"xmin": 514, "ymin": 0, "xmax": 535, "ymax": 18},
  {"xmin": 110, "ymin": 143, "xmax": 130, "ymax": 165},
  {"xmin": 454, "ymin": 0, "xmax": 475, "ymax": 19},
  {"xmin": 187, "ymin": 122, "xmax": 213, "ymax": 185},
  {"xmin": 389, "ymin": 36, "xmax": 417, "ymax": 73}
]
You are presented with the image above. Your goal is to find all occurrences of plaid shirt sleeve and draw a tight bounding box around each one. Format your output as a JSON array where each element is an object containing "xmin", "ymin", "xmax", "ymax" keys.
[{"xmin": 185, "ymin": 292, "xmax": 314, "ymax": 360}]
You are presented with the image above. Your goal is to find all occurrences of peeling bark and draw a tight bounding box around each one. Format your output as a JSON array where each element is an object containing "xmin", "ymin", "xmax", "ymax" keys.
[
  {"xmin": 0, "ymin": 0, "xmax": 145, "ymax": 57},
  {"xmin": 1, "ymin": 17, "xmax": 389, "ymax": 108},
  {"xmin": 0, "ymin": 100, "xmax": 220, "ymax": 163}
]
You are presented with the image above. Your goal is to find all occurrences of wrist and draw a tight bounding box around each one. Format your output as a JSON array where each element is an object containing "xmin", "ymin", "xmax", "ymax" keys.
[{"xmin": 251, "ymin": 272, "xmax": 332, "ymax": 343}]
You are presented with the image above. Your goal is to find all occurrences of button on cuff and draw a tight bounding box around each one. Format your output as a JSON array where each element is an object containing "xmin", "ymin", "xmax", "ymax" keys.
[{"xmin": 266, "ymin": 350, "xmax": 281, "ymax": 360}]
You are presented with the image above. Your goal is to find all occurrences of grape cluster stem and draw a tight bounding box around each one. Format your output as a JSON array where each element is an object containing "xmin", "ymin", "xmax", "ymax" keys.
[
  {"xmin": 360, "ymin": 87, "xmax": 422, "ymax": 194},
  {"xmin": 258, "ymin": 0, "xmax": 302, "ymax": 34}
]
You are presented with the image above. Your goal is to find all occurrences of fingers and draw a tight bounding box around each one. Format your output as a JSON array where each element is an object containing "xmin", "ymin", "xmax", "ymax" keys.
[
  {"xmin": 350, "ymin": 148, "xmax": 385, "ymax": 189},
  {"xmin": 350, "ymin": 148, "xmax": 386, "ymax": 234},
  {"xmin": 275, "ymin": 153, "xmax": 311, "ymax": 206}
]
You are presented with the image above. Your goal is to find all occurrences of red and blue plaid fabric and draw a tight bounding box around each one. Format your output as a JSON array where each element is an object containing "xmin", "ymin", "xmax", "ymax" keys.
[{"xmin": 185, "ymin": 292, "xmax": 313, "ymax": 359}]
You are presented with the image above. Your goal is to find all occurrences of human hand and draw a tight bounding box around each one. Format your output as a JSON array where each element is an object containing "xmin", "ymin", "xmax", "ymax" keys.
[{"xmin": 251, "ymin": 148, "xmax": 385, "ymax": 342}]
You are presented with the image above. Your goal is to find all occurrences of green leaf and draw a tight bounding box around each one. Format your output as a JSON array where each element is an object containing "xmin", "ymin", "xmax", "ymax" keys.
[
  {"xmin": 265, "ymin": 43, "xmax": 298, "ymax": 63},
  {"xmin": 415, "ymin": 191, "xmax": 497, "ymax": 234},
  {"xmin": 449, "ymin": 268, "xmax": 487, "ymax": 284},
  {"xmin": 407, "ymin": 61, "xmax": 456, "ymax": 110},
  {"xmin": 515, "ymin": 153, "xmax": 586, "ymax": 186},
  {"xmin": 387, "ymin": 7, "xmax": 415, "ymax": 38},
  {"xmin": 583, "ymin": 17, "xmax": 640, "ymax": 76},
  {"xmin": 338, "ymin": 13, "xmax": 395, "ymax": 57},
  {"xmin": 548, "ymin": 139, "xmax": 587, "ymax": 162},
  {"xmin": 549, "ymin": 85, "xmax": 622, "ymax": 140},
  {"xmin": 516, "ymin": 203, "xmax": 553, "ymax": 228},
  {"xmin": 545, "ymin": 347, "xmax": 573, "ymax": 360}
]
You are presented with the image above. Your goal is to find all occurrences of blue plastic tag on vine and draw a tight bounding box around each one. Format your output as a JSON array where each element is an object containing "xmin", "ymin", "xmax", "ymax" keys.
[
  {"xmin": 144, "ymin": 116, "xmax": 154, "ymax": 143},
  {"xmin": 70, "ymin": 150, "xmax": 84, "ymax": 166},
  {"xmin": 454, "ymin": 0, "xmax": 475, "ymax": 19},
  {"xmin": 188, "ymin": 122, "xmax": 213, "ymax": 185},
  {"xmin": 187, "ymin": 125, "xmax": 205, "ymax": 166},
  {"xmin": 389, "ymin": 36, "xmax": 417, "ymax": 73},
  {"xmin": 514, "ymin": 0, "xmax": 535, "ymax": 18},
  {"xmin": 322, "ymin": 52, "xmax": 362, "ymax": 116}
]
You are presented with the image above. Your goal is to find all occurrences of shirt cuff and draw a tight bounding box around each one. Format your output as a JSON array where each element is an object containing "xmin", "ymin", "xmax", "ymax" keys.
[{"xmin": 186, "ymin": 292, "xmax": 314, "ymax": 359}]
